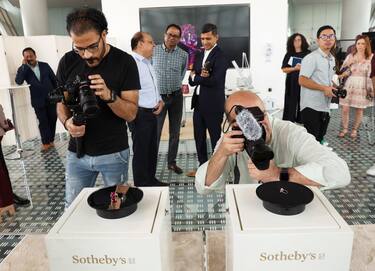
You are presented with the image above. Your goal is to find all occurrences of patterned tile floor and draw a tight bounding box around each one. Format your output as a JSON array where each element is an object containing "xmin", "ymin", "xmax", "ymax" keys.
[{"xmin": 0, "ymin": 108, "xmax": 374, "ymax": 263}]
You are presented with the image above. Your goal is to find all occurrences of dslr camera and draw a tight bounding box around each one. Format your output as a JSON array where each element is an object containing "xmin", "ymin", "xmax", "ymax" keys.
[
  {"xmin": 49, "ymin": 75, "xmax": 99, "ymax": 118},
  {"xmin": 332, "ymin": 67, "xmax": 349, "ymax": 99},
  {"xmin": 49, "ymin": 75, "xmax": 100, "ymax": 158},
  {"xmin": 332, "ymin": 81, "xmax": 347, "ymax": 99},
  {"xmin": 232, "ymin": 106, "xmax": 274, "ymax": 170}
]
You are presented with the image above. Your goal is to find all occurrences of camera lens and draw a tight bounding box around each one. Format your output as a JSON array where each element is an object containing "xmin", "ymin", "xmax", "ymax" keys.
[{"xmin": 79, "ymin": 80, "xmax": 99, "ymax": 117}]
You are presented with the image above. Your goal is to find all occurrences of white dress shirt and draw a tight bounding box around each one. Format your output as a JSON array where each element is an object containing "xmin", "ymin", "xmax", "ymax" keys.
[
  {"xmin": 132, "ymin": 52, "xmax": 161, "ymax": 108},
  {"xmin": 29, "ymin": 62, "xmax": 41, "ymax": 81},
  {"xmin": 195, "ymin": 115, "xmax": 351, "ymax": 194},
  {"xmin": 195, "ymin": 44, "xmax": 217, "ymax": 95}
]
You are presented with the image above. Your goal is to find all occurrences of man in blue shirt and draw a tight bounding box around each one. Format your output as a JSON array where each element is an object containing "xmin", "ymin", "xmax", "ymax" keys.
[
  {"xmin": 15, "ymin": 47, "xmax": 57, "ymax": 152},
  {"xmin": 130, "ymin": 32, "xmax": 167, "ymax": 186},
  {"xmin": 299, "ymin": 25, "xmax": 337, "ymax": 143}
]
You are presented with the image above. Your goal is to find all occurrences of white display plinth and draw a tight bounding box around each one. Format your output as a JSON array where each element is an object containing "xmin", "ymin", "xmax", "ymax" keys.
[
  {"xmin": 45, "ymin": 187, "xmax": 172, "ymax": 271},
  {"xmin": 226, "ymin": 184, "xmax": 353, "ymax": 271}
]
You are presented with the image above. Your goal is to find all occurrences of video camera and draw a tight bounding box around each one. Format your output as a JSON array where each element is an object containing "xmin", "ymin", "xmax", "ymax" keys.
[
  {"xmin": 232, "ymin": 106, "xmax": 274, "ymax": 170},
  {"xmin": 49, "ymin": 75, "xmax": 100, "ymax": 158}
]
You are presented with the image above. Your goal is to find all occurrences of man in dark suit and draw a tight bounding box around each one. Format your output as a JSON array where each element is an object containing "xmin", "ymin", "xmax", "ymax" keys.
[
  {"xmin": 15, "ymin": 47, "xmax": 58, "ymax": 152},
  {"xmin": 187, "ymin": 23, "xmax": 228, "ymax": 177}
]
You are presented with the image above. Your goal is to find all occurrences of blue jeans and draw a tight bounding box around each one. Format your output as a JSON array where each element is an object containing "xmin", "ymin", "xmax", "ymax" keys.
[{"xmin": 65, "ymin": 148, "xmax": 130, "ymax": 208}]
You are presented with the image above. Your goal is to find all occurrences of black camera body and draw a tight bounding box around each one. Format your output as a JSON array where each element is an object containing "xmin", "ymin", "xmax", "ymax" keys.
[
  {"xmin": 202, "ymin": 61, "xmax": 212, "ymax": 73},
  {"xmin": 49, "ymin": 75, "xmax": 100, "ymax": 158},
  {"xmin": 232, "ymin": 106, "xmax": 274, "ymax": 170},
  {"xmin": 49, "ymin": 75, "xmax": 100, "ymax": 118},
  {"xmin": 333, "ymin": 67, "xmax": 349, "ymax": 99},
  {"xmin": 332, "ymin": 86, "xmax": 347, "ymax": 98}
]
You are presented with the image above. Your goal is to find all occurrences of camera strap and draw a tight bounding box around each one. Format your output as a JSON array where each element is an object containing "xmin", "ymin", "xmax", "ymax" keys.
[{"xmin": 234, "ymin": 154, "xmax": 240, "ymax": 184}]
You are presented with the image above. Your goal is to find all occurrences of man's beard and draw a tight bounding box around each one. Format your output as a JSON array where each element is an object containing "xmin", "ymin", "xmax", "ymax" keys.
[
  {"xmin": 84, "ymin": 40, "xmax": 106, "ymax": 66},
  {"xmin": 85, "ymin": 58, "xmax": 99, "ymax": 65}
]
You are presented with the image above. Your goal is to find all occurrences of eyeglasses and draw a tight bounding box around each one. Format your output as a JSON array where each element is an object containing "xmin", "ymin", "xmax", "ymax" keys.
[
  {"xmin": 72, "ymin": 36, "xmax": 102, "ymax": 54},
  {"xmin": 319, "ymin": 34, "xmax": 336, "ymax": 41},
  {"xmin": 165, "ymin": 33, "xmax": 180, "ymax": 39}
]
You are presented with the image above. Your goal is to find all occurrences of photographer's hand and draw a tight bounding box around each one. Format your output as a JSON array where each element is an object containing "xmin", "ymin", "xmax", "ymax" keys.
[
  {"xmin": 65, "ymin": 117, "xmax": 86, "ymax": 138},
  {"xmin": 205, "ymin": 130, "xmax": 245, "ymax": 187},
  {"xmin": 217, "ymin": 130, "xmax": 245, "ymax": 156},
  {"xmin": 247, "ymin": 159, "xmax": 280, "ymax": 182},
  {"xmin": 322, "ymin": 85, "xmax": 337, "ymax": 98},
  {"xmin": 89, "ymin": 74, "xmax": 112, "ymax": 101}
]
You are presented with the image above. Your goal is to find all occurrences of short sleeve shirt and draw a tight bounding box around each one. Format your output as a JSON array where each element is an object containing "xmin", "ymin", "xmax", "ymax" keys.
[
  {"xmin": 299, "ymin": 48, "xmax": 336, "ymax": 113},
  {"xmin": 56, "ymin": 45, "xmax": 140, "ymax": 156}
]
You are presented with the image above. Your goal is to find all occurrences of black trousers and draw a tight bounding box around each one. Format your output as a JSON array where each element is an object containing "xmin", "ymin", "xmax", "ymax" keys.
[
  {"xmin": 156, "ymin": 91, "xmax": 183, "ymax": 166},
  {"xmin": 282, "ymin": 87, "xmax": 301, "ymax": 123},
  {"xmin": 193, "ymin": 106, "xmax": 223, "ymax": 165},
  {"xmin": 33, "ymin": 103, "xmax": 57, "ymax": 144},
  {"xmin": 301, "ymin": 107, "xmax": 330, "ymax": 142},
  {"xmin": 129, "ymin": 108, "xmax": 158, "ymax": 187}
]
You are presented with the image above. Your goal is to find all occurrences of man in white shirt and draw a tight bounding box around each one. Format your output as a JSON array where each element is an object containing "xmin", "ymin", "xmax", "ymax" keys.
[
  {"xmin": 130, "ymin": 32, "xmax": 166, "ymax": 186},
  {"xmin": 195, "ymin": 91, "xmax": 350, "ymax": 194}
]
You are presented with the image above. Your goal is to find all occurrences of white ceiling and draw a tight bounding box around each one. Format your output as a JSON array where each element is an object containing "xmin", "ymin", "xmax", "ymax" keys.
[{"xmin": 8, "ymin": 0, "xmax": 101, "ymax": 8}]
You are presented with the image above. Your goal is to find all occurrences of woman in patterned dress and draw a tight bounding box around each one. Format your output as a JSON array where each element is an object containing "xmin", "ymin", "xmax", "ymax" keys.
[{"xmin": 338, "ymin": 35, "xmax": 373, "ymax": 139}]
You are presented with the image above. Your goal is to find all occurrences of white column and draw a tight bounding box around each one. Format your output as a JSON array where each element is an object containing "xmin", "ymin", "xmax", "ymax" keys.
[
  {"xmin": 19, "ymin": 0, "xmax": 49, "ymax": 36},
  {"xmin": 341, "ymin": 0, "xmax": 371, "ymax": 49}
]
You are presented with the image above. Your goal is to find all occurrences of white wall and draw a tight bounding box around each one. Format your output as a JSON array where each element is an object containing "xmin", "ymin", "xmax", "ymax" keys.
[
  {"xmin": 289, "ymin": 1, "xmax": 342, "ymax": 48},
  {"xmin": 0, "ymin": 35, "xmax": 71, "ymax": 146},
  {"xmin": 0, "ymin": 0, "xmax": 23, "ymax": 35},
  {"xmin": 102, "ymin": 0, "xmax": 288, "ymax": 107},
  {"xmin": 48, "ymin": 8, "xmax": 74, "ymax": 35},
  {"xmin": 0, "ymin": 3, "xmax": 75, "ymax": 36}
]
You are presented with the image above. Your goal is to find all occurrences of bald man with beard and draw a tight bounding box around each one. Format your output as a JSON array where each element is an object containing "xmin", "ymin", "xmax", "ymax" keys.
[{"xmin": 195, "ymin": 91, "xmax": 351, "ymax": 194}]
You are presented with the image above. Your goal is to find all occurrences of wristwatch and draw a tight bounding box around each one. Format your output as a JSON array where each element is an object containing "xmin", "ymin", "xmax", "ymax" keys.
[
  {"xmin": 103, "ymin": 90, "xmax": 117, "ymax": 104},
  {"xmin": 279, "ymin": 168, "xmax": 289, "ymax": 182}
]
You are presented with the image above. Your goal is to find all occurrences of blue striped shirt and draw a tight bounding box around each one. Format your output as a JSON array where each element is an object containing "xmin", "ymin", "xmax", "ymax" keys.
[{"xmin": 152, "ymin": 44, "xmax": 188, "ymax": 95}]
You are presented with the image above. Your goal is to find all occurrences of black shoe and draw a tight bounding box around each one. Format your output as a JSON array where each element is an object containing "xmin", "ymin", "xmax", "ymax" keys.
[
  {"xmin": 153, "ymin": 181, "xmax": 169, "ymax": 187},
  {"xmin": 167, "ymin": 164, "xmax": 183, "ymax": 174},
  {"xmin": 13, "ymin": 193, "xmax": 30, "ymax": 206}
]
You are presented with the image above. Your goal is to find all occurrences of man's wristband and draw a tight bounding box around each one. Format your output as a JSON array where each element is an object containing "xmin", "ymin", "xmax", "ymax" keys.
[{"xmin": 103, "ymin": 90, "xmax": 117, "ymax": 104}]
